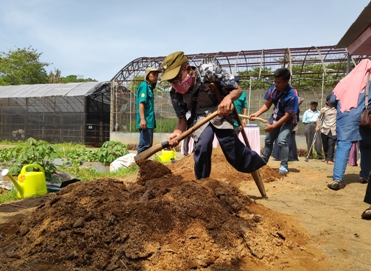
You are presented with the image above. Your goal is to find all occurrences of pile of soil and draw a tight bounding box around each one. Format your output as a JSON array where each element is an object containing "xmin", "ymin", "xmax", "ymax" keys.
[
  {"xmin": 168, "ymin": 149, "xmax": 282, "ymax": 184},
  {"xmin": 0, "ymin": 148, "xmax": 328, "ymax": 270}
]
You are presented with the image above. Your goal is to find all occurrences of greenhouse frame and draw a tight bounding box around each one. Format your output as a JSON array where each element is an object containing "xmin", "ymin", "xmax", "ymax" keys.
[
  {"xmin": 110, "ymin": 45, "xmax": 371, "ymax": 135},
  {"xmin": 0, "ymin": 81, "xmax": 111, "ymax": 146}
]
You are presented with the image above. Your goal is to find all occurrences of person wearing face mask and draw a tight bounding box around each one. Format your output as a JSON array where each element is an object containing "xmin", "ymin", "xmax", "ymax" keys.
[
  {"xmin": 249, "ymin": 68, "xmax": 299, "ymax": 174},
  {"xmin": 161, "ymin": 51, "xmax": 266, "ymax": 180},
  {"xmin": 136, "ymin": 67, "xmax": 161, "ymax": 154}
]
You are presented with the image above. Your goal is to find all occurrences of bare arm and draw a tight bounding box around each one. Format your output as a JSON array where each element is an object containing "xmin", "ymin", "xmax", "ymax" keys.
[
  {"xmin": 218, "ymin": 85, "xmax": 242, "ymax": 115},
  {"xmin": 251, "ymin": 100, "xmax": 272, "ymax": 117},
  {"xmin": 263, "ymin": 112, "xmax": 293, "ymax": 132},
  {"xmin": 242, "ymin": 107, "xmax": 247, "ymax": 126},
  {"xmin": 167, "ymin": 116, "xmax": 187, "ymax": 146},
  {"xmin": 139, "ymin": 102, "xmax": 146, "ymax": 129},
  {"xmin": 315, "ymin": 117, "xmax": 321, "ymax": 131}
]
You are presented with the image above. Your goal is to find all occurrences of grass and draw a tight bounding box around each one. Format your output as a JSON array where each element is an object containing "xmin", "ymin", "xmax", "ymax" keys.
[
  {"xmin": 66, "ymin": 164, "xmax": 139, "ymax": 182},
  {"xmin": 0, "ymin": 189, "xmax": 18, "ymax": 204}
]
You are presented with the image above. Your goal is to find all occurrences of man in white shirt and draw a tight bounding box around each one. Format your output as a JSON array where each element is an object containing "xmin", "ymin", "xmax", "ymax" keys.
[{"xmin": 302, "ymin": 100, "xmax": 323, "ymax": 160}]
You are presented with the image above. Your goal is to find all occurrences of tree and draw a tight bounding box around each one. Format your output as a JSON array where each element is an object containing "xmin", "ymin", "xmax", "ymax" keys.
[
  {"xmin": 48, "ymin": 70, "xmax": 97, "ymax": 83},
  {"xmin": 48, "ymin": 68, "xmax": 62, "ymax": 83},
  {"xmin": 0, "ymin": 46, "xmax": 50, "ymax": 85},
  {"xmin": 61, "ymin": 74, "xmax": 97, "ymax": 83}
]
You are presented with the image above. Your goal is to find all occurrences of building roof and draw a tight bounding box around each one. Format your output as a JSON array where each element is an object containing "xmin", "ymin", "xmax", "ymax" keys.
[
  {"xmin": 336, "ymin": 1, "xmax": 371, "ymax": 54},
  {"xmin": 0, "ymin": 81, "xmax": 109, "ymax": 98}
]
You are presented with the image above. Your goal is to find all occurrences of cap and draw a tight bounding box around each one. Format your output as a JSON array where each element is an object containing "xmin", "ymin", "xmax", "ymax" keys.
[
  {"xmin": 161, "ymin": 51, "xmax": 188, "ymax": 81},
  {"xmin": 234, "ymin": 76, "xmax": 240, "ymax": 83},
  {"xmin": 310, "ymin": 100, "xmax": 318, "ymax": 104},
  {"xmin": 145, "ymin": 67, "xmax": 161, "ymax": 80}
]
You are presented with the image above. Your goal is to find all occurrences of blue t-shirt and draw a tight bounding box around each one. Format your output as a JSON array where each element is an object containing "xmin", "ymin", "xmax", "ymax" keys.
[{"xmin": 264, "ymin": 84, "xmax": 298, "ymax": 125}]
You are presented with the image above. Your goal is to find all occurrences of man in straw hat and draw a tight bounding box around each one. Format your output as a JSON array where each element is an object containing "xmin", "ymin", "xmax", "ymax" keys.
[
  {"xmin": 136, "ymin": 67, "xmax": 161, "ymax": 154},
  {"xmin": 161, "ymin": 51, "xmax": 265, "ymax": 179}
]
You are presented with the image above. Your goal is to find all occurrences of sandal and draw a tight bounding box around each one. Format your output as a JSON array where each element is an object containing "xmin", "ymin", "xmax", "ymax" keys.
[{"xmin": 361, "ymin": 206, "xmax": 371, "ymax": 220}]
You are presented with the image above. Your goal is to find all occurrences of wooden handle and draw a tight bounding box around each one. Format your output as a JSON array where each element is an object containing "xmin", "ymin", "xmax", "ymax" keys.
[
  {"xmin": 174, "ymin": 110, "xmax": 219, "ymax": 142},
  {"xmin": 238, "ymin": 114, "xmax": 268, "ymax": 123},
  {"xmin": 134, "ymin": 110, "xmax": 219, "ymax": 161}
]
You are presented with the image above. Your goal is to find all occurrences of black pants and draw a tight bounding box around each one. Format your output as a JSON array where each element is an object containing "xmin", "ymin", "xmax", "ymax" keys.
[
  {"xmin": 360, "ymin": 126, "xmax": 371, "ymax": 204},
  {"xmin": 193, "ymin": 124, "xmax": 266, "ymax": 179},
  {"xmin": 305, "ymin": 122, "xmax": 323, "ymax": 159},
  {"xmin": 321, "ymin": 131, "xmax": 337, "ymax": 162}
]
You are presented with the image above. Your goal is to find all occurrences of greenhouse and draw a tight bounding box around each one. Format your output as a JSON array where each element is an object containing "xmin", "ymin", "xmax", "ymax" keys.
[{"xmin": 0, "ymin": 81, "xmax": 111, "ymax": 146}]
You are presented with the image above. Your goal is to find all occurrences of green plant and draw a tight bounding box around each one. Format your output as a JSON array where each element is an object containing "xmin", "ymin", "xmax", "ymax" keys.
[
  {"xmin": 7, "ymin": 138, "xmax": 57, "ymax": 179},
  {"xmin": 96, "ymin": 141, "xmax": 128, "ymax": 166}
]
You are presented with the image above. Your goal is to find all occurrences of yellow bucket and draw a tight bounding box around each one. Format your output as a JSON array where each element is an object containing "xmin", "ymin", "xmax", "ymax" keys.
[
  {"xmin": 157, "ymin": 149, "xmax": 176, "ymax": 163},
  {"xmin": 17, "ymin": 164, "xmax": 48, "ymax": 198}
]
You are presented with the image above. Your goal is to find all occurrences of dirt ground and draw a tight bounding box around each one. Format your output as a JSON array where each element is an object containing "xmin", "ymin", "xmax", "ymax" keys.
[{"xmin": 0, "ymin": 148, "xmax": 369, "ymax": 271}]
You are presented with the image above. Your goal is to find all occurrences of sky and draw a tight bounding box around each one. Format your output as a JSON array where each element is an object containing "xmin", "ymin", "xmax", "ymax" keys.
[{"xmin": 1, "ymin": 0, "xmax": 370, "ymax": 82}]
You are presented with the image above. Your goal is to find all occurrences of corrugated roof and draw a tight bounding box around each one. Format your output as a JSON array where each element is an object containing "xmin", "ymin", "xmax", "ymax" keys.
[
  {"xmin": 337, "ymin": 1, "xmax": 371, "ymax": 48},
  {"xmin": 0, "ymin": 82, "xmax": 109, "ymax": 98}
]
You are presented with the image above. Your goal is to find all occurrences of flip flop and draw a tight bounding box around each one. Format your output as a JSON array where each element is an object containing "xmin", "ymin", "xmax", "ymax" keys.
[{"xmin": 361, "ymin": 206, "xmax": 371, "ymax": 220}]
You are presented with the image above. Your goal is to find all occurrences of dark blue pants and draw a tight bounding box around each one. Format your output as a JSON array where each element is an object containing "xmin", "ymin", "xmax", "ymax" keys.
[
  {"xmin": 193, "ymin": 124, "xmax": 266, "ymax": 179},
  {"xmin": 137, "ymin": 128, "xmax": 154, "ymax": 154}
]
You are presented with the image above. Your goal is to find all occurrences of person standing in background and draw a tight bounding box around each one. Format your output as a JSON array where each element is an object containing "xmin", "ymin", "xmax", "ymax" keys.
[
  {"xmin": 315, "ymin": 95, "xmax": 337, "ymax": 165},
  {"xmin": 136, "ymin": 67, "xmax": 161, "ymax": 154},
  {"xmin": 233, "ymin": 76, "xmax": 248, "ymax": 132},
  {"xmin": 302, "ymin": 100, "xmax": 324, "ymax": 160}
]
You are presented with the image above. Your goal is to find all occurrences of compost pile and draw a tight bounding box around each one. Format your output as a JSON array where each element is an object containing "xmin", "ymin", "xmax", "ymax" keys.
[{"xmin": 0, "ymin": 149, "xmax": 317, "ymax": 271}]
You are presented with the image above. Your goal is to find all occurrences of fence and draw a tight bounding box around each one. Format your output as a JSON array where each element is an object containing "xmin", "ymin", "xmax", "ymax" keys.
[{"xmin": 111, "ymin": 86, "xmax": 334, "ymax": 137}]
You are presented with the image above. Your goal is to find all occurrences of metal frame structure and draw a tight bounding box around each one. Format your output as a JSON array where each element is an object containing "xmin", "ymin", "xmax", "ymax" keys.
[{"xmin": 110, "ymin": 45, "xmax": 370, "ymax": 133}]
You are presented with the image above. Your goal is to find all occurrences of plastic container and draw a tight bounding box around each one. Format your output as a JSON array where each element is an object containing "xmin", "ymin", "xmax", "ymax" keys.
[
  {"xmin": 156, "ymin": 149, "xmax": 176, "ymax": 163},
  {"xmin": 16, "ymin": 164, "xmax": 48, "ymax": 198}
]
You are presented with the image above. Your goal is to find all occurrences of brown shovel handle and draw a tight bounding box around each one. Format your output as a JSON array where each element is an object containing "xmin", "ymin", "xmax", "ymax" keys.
[
  {"xmin": 134, "ymin": 110, "xmax": 219, "ymax": 161},
  {"xmin": 174, "ymin": 110, "xmax": 219, "ymax": 141},
  {"xmin": 239, "ymin": 114, "xmax": 268, "ymax": 123}
]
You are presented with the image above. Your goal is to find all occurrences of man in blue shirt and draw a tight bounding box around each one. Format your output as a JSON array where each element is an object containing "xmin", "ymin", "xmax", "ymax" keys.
[
  {"xmin": 250, "ymin": 68, "xmax": 298, "ymax": 174},
  {"xmin": 302, "ymin": 101, "xmax": 324, "ymax": 160},
  {"xmin": 136, "ymin": 67, "xmax": 161, "ymax": 154}
]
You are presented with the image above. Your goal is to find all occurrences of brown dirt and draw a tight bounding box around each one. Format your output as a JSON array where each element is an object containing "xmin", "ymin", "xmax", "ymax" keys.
[{"xmin": 0, "ymin": 148, "xmax": 369, "ymax": 270}]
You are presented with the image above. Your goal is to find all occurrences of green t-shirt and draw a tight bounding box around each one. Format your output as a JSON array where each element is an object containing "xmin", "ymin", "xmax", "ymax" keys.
[
  {"xmin": 136, "ymin": 81, "xmax": 156, "ymax": 129},
  {"xmin": 233, "ymin": 91, "xmax": 248, "ymax": 126}
]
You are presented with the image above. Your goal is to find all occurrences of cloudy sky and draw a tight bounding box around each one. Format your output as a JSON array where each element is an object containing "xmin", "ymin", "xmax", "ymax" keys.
[{"xmin": 1, "ymin": 0, "xmax": 370, "ymax": 81}]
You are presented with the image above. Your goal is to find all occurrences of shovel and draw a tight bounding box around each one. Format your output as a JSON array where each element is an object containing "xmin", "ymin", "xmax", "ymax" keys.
[{"xmin": 134, "ymin": 110, "xmax": 219, "ymax": 161}]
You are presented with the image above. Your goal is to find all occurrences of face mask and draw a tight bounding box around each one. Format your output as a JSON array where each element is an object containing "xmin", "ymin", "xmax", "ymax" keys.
[{"xmin": 172, "ymin": 74, "xmax": 193, "ymax": 94}]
